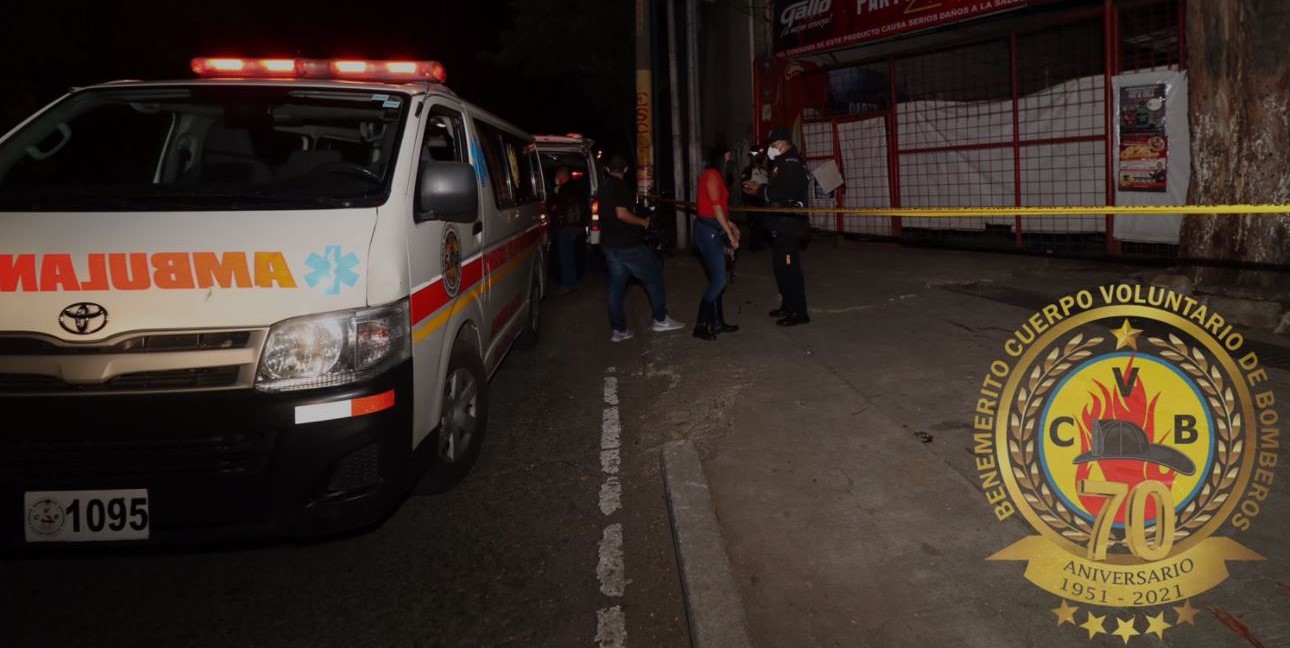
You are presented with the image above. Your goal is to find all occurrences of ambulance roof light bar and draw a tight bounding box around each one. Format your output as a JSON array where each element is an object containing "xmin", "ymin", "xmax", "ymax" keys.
[{"xmin": 191, "ymin": 58, "xmax": 447, "ymax": 83}]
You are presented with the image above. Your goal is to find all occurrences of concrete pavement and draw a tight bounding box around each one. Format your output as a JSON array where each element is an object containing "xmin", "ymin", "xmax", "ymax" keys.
[{"xmin": 630, "ymin": 237, "xmax": 1290, "ymax": 648}]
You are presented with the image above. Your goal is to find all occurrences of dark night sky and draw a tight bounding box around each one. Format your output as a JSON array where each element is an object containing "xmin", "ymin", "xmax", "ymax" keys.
[{"xmin": 0, "ymin": 0, "xmax": 635, "ymax": 154}]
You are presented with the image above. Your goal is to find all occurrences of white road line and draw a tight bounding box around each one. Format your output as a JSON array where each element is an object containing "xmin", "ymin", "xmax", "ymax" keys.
[
  {"xmin": 602, "ymin": 407, "xmax": 622, "ymax": 450},
  {"xmin": 596, "ymin": 367, "xmax": 627, "ymax": 647},
  {"xmin": 597, "ymin": 523, "xmax": 625, "ymax": 597},
  {"xmin": 595, "ymin": 606, "xmax": 627, "ymax": 648},
  {"xmin": 600, "ymin": 449, "xmax": 622, "ymax": 475},
  {"xmin": 599, "ymin": 477, "xmax": 622, "ymax": 516}
]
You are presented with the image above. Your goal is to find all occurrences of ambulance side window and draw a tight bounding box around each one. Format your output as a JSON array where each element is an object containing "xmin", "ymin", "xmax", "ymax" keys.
[
  {"xmin": 421, "ymin": 108, "xmax": 464, "ymax": 164},
  {"xmin": 473, "ymin": 120, "xmax": 512, "ymax": 209}
]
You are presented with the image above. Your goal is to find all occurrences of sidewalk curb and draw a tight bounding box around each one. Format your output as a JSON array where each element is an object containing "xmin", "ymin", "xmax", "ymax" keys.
[{"xmin": 661, "ymin": 440, "xmax": 754, "ymax": 648}]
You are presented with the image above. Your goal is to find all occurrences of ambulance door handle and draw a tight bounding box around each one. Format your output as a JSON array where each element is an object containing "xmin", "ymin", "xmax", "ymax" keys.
[{"xmin": 473, "ymin": 221, "xmax": 483, "ymax": 235}]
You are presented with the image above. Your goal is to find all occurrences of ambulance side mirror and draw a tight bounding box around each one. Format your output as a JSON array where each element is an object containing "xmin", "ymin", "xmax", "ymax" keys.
[{"xmin": 415, "ymin": 161, "xmax": 478, "ymax": 223}]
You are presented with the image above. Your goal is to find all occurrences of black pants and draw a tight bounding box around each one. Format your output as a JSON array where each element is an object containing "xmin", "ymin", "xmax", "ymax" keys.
[
  {"xmin": 771, "ymin": 226, "xmax": 807, "ymax": 316},
  {"xmin": 746, "ymin": 211, "xmax": 772, "ymax": 251}
]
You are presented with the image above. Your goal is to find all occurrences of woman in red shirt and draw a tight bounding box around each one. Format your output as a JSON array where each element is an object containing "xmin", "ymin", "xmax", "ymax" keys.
[{"xmin": 693, "ymin": 146, "xmax": 741, "ymax": 340}]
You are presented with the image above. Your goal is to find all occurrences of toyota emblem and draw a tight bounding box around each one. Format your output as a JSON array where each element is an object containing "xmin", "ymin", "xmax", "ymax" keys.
[{"xmin": 58, "ymin": 302, "xmax": 109, "ymax": 335}]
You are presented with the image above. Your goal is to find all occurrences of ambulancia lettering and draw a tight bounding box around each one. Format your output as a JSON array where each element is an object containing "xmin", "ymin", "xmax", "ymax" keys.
[{"xmin": 0, "ymin": 252, "xmax": 299, "ymax": 292}]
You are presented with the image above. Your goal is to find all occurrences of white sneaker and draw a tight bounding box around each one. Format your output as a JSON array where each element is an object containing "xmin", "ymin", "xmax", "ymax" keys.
[
  {"xmin": 611, "ymin": 329, "xmax": 635, "ymax": 343},
  {"xmin": 651, "ymin": 316, "xmax": 685, "ymax": 332}
]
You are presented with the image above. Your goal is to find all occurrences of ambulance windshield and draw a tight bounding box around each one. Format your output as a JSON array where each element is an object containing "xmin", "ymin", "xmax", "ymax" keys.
[{"xmin": 0, "ymin": 86, "xmax": 411, "ymax": 211}]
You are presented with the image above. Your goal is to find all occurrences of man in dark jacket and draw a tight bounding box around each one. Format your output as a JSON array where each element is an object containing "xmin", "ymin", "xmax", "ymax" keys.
[
  {"xmin": 742, "ymin": 127, "xmax": 811, "ymax": 326},
  {"xmin": 600, "ymin": 154, "xmax": 684, "ymax": 342},
  {"xmin": 547, "ymin": 166, "xmax": 586, "ymax": 295}
]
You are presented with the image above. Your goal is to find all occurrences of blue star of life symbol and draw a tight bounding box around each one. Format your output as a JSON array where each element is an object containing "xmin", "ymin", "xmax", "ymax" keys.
[{"xmin": 305, "ymin": 246, "xmax": 360, "ymax": 295}]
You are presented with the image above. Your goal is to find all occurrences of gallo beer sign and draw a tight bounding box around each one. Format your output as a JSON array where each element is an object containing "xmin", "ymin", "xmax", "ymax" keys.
[{"xmin": 774, "ymin": 0, "xmax": 1039, "ymax": 57}]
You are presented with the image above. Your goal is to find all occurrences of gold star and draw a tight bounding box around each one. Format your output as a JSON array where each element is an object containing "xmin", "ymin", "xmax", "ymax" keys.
[
  {"xmin": 1081, "ymin": 611, "xmax": 1107, "ymax": 639},
  {"xmin": 1052, "ymin": 600, "xmax": 1079, "ymax": 626},
  {"xmin": 1112, "ymin": 319, "xmax": 1144, "ymax": 350},
  {"xmin": 1145, "ymin": 612, "xmax": 1173, "ymax": 639},
  {"xmin": 1112, "ymin": 617, "xmax": 1141, "ymax": 644},
  {"xmin": 1174, "ymin": 599, "xmax": 1200, "ymax": 625}
]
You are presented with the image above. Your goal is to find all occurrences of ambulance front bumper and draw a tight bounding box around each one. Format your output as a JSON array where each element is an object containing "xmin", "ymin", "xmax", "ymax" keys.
[{"xmin": 1, "ymin": 360, "xmax": 415, "ymax": 550}]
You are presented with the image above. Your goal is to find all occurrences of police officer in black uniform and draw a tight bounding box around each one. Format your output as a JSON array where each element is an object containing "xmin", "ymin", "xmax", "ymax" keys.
[{"xmin": 743, "ymin": 127, "xmax": 811, "ymax": 326}]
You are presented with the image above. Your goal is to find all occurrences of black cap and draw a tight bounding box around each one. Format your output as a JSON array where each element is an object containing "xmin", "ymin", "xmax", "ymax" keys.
[
  {"xmin": 606, "ymin": 153, "xmax": 630, "ymax": 171},
  {"xmin": 767, "ymin": 127, "xmax": 793, "ymax": 145}
]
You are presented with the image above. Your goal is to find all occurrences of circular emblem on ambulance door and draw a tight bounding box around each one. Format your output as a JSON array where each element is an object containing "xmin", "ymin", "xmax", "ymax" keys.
[
  {"xmin": 442, "ymin": 228, "xmax": 463, "ymax": 297},
  {"xmin": 59, "ymin": 302, "xmax": 109, "ymax": 335},
  {"xmin": 27, "ymin": 499, "xmax": 66, "ymax": 537},
  {"xmin": 973, "ymin": 284, "xmax": 1278, "ymax": 642}
]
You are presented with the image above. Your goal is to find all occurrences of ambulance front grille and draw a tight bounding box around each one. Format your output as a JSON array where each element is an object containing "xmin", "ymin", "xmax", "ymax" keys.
[
  {"xmin": 0, "ymin": 430, "xmax": 278, "ymax": 480},
  {"xmin": 0, "ymin": 366, "xmax": 242, "ymax": 393},
  {"xmin": 0, "ymin": 331, "xmax": 253, "ymax": 355}
]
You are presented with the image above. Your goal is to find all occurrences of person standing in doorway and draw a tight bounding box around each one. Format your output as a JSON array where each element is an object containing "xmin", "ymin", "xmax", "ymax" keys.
[
  {"xmin": 600, "ymin": 154, "xmax": 685, "ymax": 342},
  {"xmin": 547, "ymin": 166, "xmax": 586, "ymax": 295},
  {"xmin": 692, "ymin": 145, "xmax": 741, "ymax": 340},
  {"xmin": 743, "ymin": 127, "xmax": 811, "ymax": 326}
]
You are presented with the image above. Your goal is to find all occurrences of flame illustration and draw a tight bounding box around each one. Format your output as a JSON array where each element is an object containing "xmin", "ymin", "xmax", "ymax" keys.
[{"xmin": 1075, "ymin": 356, "xmax": 1174, "ymax": 524}]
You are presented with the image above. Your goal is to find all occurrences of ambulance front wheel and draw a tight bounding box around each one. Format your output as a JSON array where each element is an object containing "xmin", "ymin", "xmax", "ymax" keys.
[{"xmin": 417, "ymin": 341, "xmax": 489, "ymax": 494}]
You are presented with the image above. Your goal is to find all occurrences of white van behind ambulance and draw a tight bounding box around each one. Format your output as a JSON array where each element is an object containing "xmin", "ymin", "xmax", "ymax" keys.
[{"xmin": 0, "ymin": 58, "xmax": 546, "ymax": 545}]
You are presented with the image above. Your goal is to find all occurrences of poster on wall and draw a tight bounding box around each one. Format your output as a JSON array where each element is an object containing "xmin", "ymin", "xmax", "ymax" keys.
[
  {"xmin": 1119, "ymin": 84, "xmax": 1167, "ymax": 134},
  {"xmin": 1117, "ymin": 84, "xmax": 1168, "ymax": 192},
  {"xmin": 1112, "ymin": 71, "xmax": 1189, "ymax": 244},
  {"xmin": 1118, "ymin": 134, "xmax": 1168, "ymax": 192}
]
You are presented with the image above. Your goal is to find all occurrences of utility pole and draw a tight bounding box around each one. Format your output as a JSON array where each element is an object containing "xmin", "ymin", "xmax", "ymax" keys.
[
  {"xmin": 667, "ymin": 0, "xmax": 688, "ymax": 248},
  {"xmin": 684, "ymin": 0, "xmax": 702, "ymax": 250},
  {"xmin": 635, "ymin": 0, "xmax": 655, "ymax": 202}
]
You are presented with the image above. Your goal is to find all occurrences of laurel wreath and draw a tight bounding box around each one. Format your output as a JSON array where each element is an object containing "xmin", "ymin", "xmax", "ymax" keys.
[
  {"xmin": 1009, "ymin": 334, "xmax": 1101, "ymax": 542},
  {"xmin": 1148, "ymin": 334, "xmax": 1242, "ymax": 538},
  {"xmin": 1008, "ymin": 332, "xmax": 1242, "ymax": 545}
]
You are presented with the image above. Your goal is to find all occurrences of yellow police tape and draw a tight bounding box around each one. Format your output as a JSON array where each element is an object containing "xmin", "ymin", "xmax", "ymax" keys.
[{"xmin": 640, "ymin": 195, "xmax": 1290, "ymax": 218}]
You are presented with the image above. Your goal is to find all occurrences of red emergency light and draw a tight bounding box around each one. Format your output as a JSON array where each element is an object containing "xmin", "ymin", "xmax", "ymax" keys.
[
  {"xmin": 191, "ymin": 57, "xmax": 447, "ymax": 83},
  {"xmin": 191, "ymin": 58, "xmax": 299, "ymax": 77}
]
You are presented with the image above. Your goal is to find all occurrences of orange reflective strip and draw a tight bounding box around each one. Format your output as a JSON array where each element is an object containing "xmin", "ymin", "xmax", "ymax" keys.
[{"xmin": 351, "ymin": 390, "xmax": 396, "ymax": 417}]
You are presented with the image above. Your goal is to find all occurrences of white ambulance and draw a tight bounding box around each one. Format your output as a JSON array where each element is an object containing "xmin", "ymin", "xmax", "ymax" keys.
[{"xmin": 0, "ymin": 58, "xmax": 547, "ymax": 545}]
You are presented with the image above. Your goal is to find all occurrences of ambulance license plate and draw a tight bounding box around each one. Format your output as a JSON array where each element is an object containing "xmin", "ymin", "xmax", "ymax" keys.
[{"xmin": 24, "ymin": 490, "xmax": 150, "ymax": 542}]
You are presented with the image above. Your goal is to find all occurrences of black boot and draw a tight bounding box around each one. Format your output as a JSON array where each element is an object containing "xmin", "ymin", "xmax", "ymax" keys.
[
  {"xmin": 714, "ymin": 297, "xmax": 739, "ymax": 333},
  {"xmin": 693, "ymin": 300, "xmax": 717, "ymax": 340}
]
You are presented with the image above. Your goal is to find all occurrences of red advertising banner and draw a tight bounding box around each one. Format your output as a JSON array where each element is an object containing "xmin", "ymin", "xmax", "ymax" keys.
[{"xmin": 774, "ymin": 0, "xmax": 1036, "ymax": 57}]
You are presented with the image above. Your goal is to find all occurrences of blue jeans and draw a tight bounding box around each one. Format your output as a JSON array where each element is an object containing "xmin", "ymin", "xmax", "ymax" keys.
[
  {"xmin": 604, "ymin": 245, "xmax": 668, "ymax": 332},
  {"xmin": 693, "ymin": 219, "xmax": 727, "ymax": 302},
  {"xmin": 553, "ymin": 227, "xmax": 580, "ymax": 289}
]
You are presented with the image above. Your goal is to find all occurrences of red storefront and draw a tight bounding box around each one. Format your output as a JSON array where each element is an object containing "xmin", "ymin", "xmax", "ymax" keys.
[{"xmin": 756, "ymin": 0, "xmax": 1187, "ymax": 257}]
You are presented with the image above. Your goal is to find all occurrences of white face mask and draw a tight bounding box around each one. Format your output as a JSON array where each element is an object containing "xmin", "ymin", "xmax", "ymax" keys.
[{"xmin": 766, "ymin": 145, "xmax": 781, "ymax": 161}]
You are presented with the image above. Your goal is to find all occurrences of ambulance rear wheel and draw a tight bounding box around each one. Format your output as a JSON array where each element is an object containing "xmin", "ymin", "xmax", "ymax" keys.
[{"xmin": 418, "ymin": 342, "xmax": 488, "ymax": 494}]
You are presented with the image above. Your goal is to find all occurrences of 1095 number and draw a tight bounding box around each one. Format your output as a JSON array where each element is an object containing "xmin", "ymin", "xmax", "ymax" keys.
[{"xmin": 25, "ymin": 489, "xmax": 150, "ymax": 542}]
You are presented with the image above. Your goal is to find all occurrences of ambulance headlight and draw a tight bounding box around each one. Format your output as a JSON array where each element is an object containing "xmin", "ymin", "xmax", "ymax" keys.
[{"xmin": 255, "ymin": 300, "xmax": 410, "ymax": 392}]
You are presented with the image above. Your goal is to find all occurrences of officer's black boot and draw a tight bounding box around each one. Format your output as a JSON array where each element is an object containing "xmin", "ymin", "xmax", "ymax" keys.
[
  {"xmin": 714, "ymin": 296, "xmax": 739, "ymax": 333},
  {"xmin": 693, "ymin": 300, "xmax": 717, "ymax": 340}
]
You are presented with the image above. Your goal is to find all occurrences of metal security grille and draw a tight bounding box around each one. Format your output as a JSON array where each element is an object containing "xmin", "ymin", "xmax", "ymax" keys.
[{"xmin": 796, "ymin": 0, "xmax": 1184, "ymax": 258}]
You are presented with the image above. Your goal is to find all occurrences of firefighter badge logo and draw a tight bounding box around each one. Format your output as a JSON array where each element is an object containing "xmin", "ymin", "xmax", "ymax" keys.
[
  {"xmin": 442, "ymin": 227, "xmax": 462, "ymax": 297},
  {"xmin": 973, "ymin": 284, "xmax": 1280, "ymax": 642}
]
